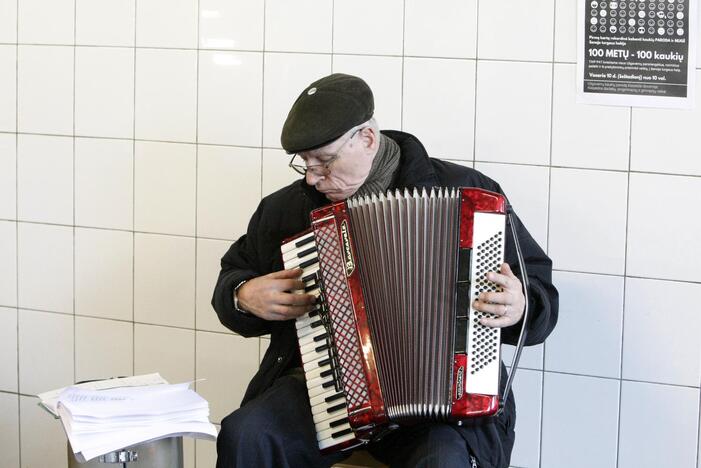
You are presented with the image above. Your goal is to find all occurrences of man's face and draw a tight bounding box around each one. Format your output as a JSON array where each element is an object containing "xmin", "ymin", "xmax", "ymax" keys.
[{"xmin": 300, "ymin": 128, "xmax": 374, "ymax": 202}]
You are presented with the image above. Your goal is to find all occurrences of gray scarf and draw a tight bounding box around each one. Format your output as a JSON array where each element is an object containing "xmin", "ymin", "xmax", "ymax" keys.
[{"xmin": 354, "ymin": 134, "xmax": 401, "ymax": 198}]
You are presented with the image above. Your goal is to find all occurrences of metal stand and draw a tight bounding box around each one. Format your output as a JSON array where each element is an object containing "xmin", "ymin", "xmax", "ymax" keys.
[{"xmin": 67, "ymin": 437, "xmax": 184, "ymax": 468}]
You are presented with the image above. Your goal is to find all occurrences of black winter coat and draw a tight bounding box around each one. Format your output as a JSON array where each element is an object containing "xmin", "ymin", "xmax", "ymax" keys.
[{"xmin": 212, "ymin": 130, "xmax": 558, "ymax": 468}]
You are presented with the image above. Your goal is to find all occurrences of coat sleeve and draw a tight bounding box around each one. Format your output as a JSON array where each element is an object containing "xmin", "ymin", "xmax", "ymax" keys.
[{"xmin": 211, "ymin": 202, "xmax": 273, "ymax": 338}]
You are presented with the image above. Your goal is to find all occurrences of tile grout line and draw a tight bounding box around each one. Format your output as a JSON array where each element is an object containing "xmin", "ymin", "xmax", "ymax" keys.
[
  {"xmin": 14, "ymin": 0, "xmax": 21, "ymax": 465},
  {"xmin": 132, "ymin": 0, "xmax": 138, "ymax": 388},
  {"xmin": 193, "ymin": 1, "xmax": 200, "ymax": 463},
  {"xmin": 538, "ymin": 0, "xmax": 559, "ymax": 464},
  {"xmin": 72, "ymin": 0, "xmax": 77, "ymax": 390},
  {"xmin": 615, "ymin": 106, "xmax": 634, "ymax": 468}
]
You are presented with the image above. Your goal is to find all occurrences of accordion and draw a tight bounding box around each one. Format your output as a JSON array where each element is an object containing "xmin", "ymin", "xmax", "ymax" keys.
[{"xmin": 281, "ymin": 187, "xmax": 511, "ymax": 453}]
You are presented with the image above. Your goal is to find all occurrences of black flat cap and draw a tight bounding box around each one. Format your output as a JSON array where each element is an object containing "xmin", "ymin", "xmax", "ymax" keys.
[{"xmin": 281, "ymin": 73, "xmax": 374, "ymax": 154}]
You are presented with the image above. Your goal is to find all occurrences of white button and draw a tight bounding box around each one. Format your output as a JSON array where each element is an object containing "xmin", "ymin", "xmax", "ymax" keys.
[{"xmin": 307, "ymin": 87, "xmax": 317, "ymax": 95}]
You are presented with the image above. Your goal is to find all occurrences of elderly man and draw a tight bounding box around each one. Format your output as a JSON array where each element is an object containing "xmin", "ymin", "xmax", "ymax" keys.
[{"xmin": 212, "ymin": 74, "xmax": 558, "ymax": 468}]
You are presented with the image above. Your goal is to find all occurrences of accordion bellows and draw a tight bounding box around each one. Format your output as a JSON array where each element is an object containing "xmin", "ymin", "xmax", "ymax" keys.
[{"xmin": 282, "ymin": 187, "xmax": 507, "ymax": 453}]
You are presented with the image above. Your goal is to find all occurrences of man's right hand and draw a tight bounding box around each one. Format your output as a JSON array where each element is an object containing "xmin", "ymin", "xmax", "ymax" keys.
[{"xmin": 236, "ymin": 268, "xmax": 317, "ymax": 321}]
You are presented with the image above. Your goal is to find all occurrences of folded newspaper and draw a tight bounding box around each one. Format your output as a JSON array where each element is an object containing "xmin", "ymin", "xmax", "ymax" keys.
[{"xmin": 44, "ymin": 375, "xmax": 217, "ymax": 463}]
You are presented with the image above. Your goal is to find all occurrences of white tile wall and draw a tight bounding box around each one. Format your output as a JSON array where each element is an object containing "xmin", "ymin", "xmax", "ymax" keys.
[
  {"xmin": 548, "ymin": 168, "xmax": 628, "ymax": 275},
  {"xmin": 196, "ymin": 145, "xmax": 261, "ymax": 240},
  {"xmin": 74, "ymin": 137, "xmax": 133, "ymax": 230},
  {"xmin": 134, "ymin": 233, "xmax": 196, "ymax": 328},
  {"xmin": 75, "ymin": 47, "xmax": 135, "ymax": 139},
  {"xmin": 403, "ymin": 57, "xmax": 476, "ymax": 160},
  {"xmin": 541, "ymin": 373, "xmax": 619, "ymax": 468},
  {"xmin": 0, "ymin": 0, "xmax": 17, "ymax": 43},
  {"xmin": 626, "ymin": 173, "xmax": 701, "ymax": 282},
  {"xmin": 75, "ymin": 227, "xmax": 133, "ymax": 321},
  {"xmin": 17, "ymin": 134, "xmax": 73, "ymax": 225},
  {"xmin": 134, "ymin": 323, "xmax": 195, "ymax": 384},
  {"xmin": 478, "ymin": 0, "xmax": 555, "ymax": 61},
  {"xmin": 0, "ymin": 222, "xmax": 16, "ymax": 307},
  {"xmin": 134, "ymin": 141, "xmax": 196, "ymax": 236},
  {"xmin": 3, "ymin": 1, "xmax": 701, "ymax": 467},
  {"xmin": 0, "ymin": 307, "xmax": 18, "ymax": 392},
  {"xmin": 17, "ymin": 223, "xmax": 73, "ymax": 314},
  {"xmin": 199, "ymin": 0, "xmax": 264, "ymax": 50},
  {"xmin": 623, "ymin": 278, "xmax": 701, "ymax": 387},
  {"xmin": 18, "ymin": 309, "xmax": 74, "ymax": 395},
  {"xmin": 134, "ymin": 49, "xmax": 198, "ymax": 142},
  {"xmin": 75, "ymin": 0, "xmax": 136, "ymax": 47},
  {"xmin": 18, "ymin": 0, "xmax": 74, "ymax": 45},
  {"xmin": 618, "ymin": 381, "xmax": 699, "ymax": 468},
  {"xmin": 198, "ymin": 51, "xmax": 263, "ymax": 147},
  {"xmin": 75, "ymin": 316, "xmax": 133, "ymax": 382},
  {"xmin": 0, "ymin": 393, "xmax": 19, "ymax": 468},
  {"xmin": 0, "ymin": 45, "xmax": 15, "ymax": 132},
  {"xmin": 475, "ymin": 61, "xmax": 552, "ymax": 165},
  {"xmin": 135, "ymin": 0, "xmax": 198, "ymax": 49},
  {"xmin": 546, "ymin": 271, "xmax": 624, "ymax": 378},
  {"xmin": 0, "ymin": 134, "xmax": 15, "ymax": 220},
  {"xmin": 17, "ymin": 45, "xmax": 73, "ymax": 135},
  {"xmin": 333, "ymin": 0, "xmax": 404, "ymax": 56},
  {"xmin": 404, "ymin": 0, "xmax": 477, "ymax": 59},
  {"xmin": 265, "ymin": 0, "xmax": 332, "ymax": 53}
]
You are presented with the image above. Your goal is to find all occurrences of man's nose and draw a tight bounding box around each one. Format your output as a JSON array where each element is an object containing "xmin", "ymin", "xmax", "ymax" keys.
[{"xmin": 306, "ymin": 171, "xmax": 324, "ymax": 185}]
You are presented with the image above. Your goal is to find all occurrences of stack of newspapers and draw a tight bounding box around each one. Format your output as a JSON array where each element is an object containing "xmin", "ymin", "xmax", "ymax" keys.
[{"xmin": 47, "ymin": 375, "xmax": 217, "ymax": 462}]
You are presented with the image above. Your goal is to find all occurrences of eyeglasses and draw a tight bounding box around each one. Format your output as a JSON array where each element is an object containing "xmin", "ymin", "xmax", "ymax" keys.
[{"xmin": 288, "ymin": 127, "xmax": 366, "ymax": 176}]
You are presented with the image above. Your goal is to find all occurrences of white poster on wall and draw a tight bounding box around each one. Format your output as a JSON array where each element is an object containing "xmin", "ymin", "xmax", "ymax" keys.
[{"xmin": 577, "ymin": 0, "xmax": 698, "ymax": 108}]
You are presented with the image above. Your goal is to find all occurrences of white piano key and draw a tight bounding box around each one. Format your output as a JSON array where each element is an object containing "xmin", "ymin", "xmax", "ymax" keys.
[
  {"xmin": 303, "ymin": 363, "xmax": 332, "ymax": 382},
  {"xmin": 281, "ymin": 231, "xmax": 314, "ymax": 254},
  {"xmin": 318, "ymin": 431, "xmax": 356, "ymax": 451},
  {"xmin": 317, "ymin": 421, "xmax": 352, "ymax": 442},
  {"xmin": 303, "ymin": 355, "xmax": 331, "ymax": 374},
  {"xmin": 298, "ymin": 328, "xmax": 326, "ymax": 347},
  {"xmin": 306, "ymin": 371, "xmax": 334, "ymax": 390},
  {"xmin": 312, "ymin": 407, "xmax": 348, "ymax": 425},
  {"xmin": 302, "ymin": 346, "xmax": 329, "ymax": 365},
  {"xmin": 310, "ymin": 389, "xmax": 343, "ymax": 410}
]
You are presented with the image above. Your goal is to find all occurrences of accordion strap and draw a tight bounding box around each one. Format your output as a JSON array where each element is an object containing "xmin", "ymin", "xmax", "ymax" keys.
[{"xmin": 498, "ymin": 207, "xmax": 530, "ymax": 415}]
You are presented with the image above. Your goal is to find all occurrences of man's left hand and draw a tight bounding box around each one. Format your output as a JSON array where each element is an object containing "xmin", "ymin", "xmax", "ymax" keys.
[{"xmin": 473, "ymin": 263, "xmax": 525, "ymax": 328}]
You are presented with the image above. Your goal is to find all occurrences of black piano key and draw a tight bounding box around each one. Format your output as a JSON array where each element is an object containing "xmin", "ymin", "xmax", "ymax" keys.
[
  {"xmin": 300, "ymin": 258, "xmax": 319, "ymax": 269},
  {"xmin": 324, "ymin": 393, "xmax": 344, "ymax": 403},
  {"xmin": 320, "ymin": 369, "xmax": 333, "ymax": 378},
  {"xmin": 313, "ymin": 333, "xmax": 328, "ymax": 342},
  {"xmin": 318, "ymin": 358, "xmax": 331, "ymax": 367},
  {"xmin": 309, "ymin": 309, "xmax": 320, "ymax": 318},
  {"xmin": 329, "ymin": 417, "xmax": 349, "ymax": 428},
  {"xmin": 310, "ymin": 320, "xmax": 323, "ymax": 328},
  {"xmin": 304, "ymin": 284, "xmax": 318, "ymax": 293},
  {"xmin": 331, "ymin": 428, "xmax": 353, "ymax": 439},
  {"xmin": 302, "ymin": 272, "xmax": 317, "ymax": 283},
  {"xmin": 295, "ymin": 236, "xmax": 315, "ymax": 248},
  {"xmin": 322, "ymin": 380, "xmax": 335, "ymax": 389},
  {"xmin": 327, "ymin": 402, "xmax": 347, "ymax": 413},
  {"xmin": 297, "ymin": 246, "xmax": 317, "ymax": 258},
  {"xmin": 315, "ymin": 343, "xmax": 329, "ymax": 353}
]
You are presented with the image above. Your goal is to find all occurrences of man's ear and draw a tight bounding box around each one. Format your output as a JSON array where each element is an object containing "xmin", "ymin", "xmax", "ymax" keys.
[{"xmin": 361, "ymin": 127, "xmax": 379, "ymax": 153}]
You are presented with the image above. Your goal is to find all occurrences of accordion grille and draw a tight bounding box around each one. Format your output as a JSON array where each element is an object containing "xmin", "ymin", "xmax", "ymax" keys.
[
  {"xmin": 347, "ymin": 188, "xmax": 460, "ymax": 420},
  {"xmin": 314, "ymin": 220, "xmax": 371, "ymax": 413}
]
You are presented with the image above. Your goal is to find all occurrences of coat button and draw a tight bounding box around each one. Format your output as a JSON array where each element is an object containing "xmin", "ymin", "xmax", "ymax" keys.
[{"xmin": 276, "ymin": 356, "xmax": 284, "ymax": 363}]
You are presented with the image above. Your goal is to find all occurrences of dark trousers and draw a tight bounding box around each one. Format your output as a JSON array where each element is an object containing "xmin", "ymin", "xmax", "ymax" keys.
[{"xmin": 216, "ymin": 374, "xmax": 478, "ymax": 468}]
